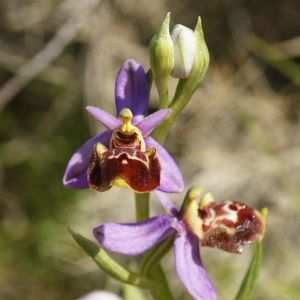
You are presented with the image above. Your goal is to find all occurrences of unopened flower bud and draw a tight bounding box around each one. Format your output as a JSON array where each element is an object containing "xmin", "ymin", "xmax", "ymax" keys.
[
  {"xmin": 149, "ymin": 12, "xmax": 174, "ymax": 107},
  {"xmin": 171, "ymin": 25, "xmax": 196, "ymax": 79},
  {"xmin": 168, "ymin": 17, "xmax": 210, "ymax": 120}
]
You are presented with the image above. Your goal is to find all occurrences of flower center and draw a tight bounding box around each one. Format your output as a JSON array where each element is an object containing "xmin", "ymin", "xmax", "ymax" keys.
[
  {"xmin": 110, "ymin": 108, "xmax": 145, "ymax": 151},
  {"xmin": 87, "ymin": 107, "xmax": 161, "ymax": 193}
]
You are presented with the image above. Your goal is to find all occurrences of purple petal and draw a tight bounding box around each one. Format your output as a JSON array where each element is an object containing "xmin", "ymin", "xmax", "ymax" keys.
[
  {"xmin": 63, "ymin": 131, "xmax": 111, "ymax": 189},
  {"xmin": 115, "ymin": 59, "xmax": 149, "ymax": 120},
  {"xmin": 136, "ymin": 109, "xmax": 171, "ymax": 136},
  {"xmin": 86, "ymin": 106, "xmax": 121, "ymax": 131},
  {"xmin": 155, "ymin": 191, "xmax": 179, "ymax": 217},
  {"xmin": 93, "ymin": 216, "xmax": 176, "ymax": 256},
  {"xmin": 145, "ymin": 137, "xmax": 184, "ymax": 193},
  {"xmin": 174, "ymin": 232, "xmax": 217, "ymax": 300}
]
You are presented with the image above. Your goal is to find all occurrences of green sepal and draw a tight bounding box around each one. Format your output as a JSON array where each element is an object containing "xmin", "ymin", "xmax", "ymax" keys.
[
  {"xmin": 234, "ymin": 241, "xmax": 263, "ymax": 300},
  {"xmin": 149, "ymin": 12, "xmax": 174, "ymax": 108},
  {"xmin": 68, "ymin": 228, "xmax": 157, "ymax": 289}
]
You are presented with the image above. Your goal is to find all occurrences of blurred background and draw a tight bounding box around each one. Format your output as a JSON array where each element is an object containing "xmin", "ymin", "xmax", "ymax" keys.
[{"xmin": 0, "ymin": 0, "xmax": 300, "ymax": 299}]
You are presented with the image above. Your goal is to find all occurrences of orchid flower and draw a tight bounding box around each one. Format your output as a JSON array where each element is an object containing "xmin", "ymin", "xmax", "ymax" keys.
[
  {"xmin": 63, "ymin": 59, "xmax": 184, "ymax": 193},
  {"xmin": 93, "ymin": 188, "xmax": 266, "ymax": 300}
]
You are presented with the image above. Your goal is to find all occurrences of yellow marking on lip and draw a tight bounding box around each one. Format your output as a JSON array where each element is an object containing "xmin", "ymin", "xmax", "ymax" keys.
[
  {"xmin": 122, "ymin": 159, "xmax": 128, "ymax": 165},
  {"xmin": 113, "ymin": 178, "xmax": 130, "ymax": 188},
  {"xmin": 95, "ymin": 143, "xmax": 107, "ymax": 155},
  {"xmin": 146, "ymin": 147, "xmax": 156, "ymax": 157}
]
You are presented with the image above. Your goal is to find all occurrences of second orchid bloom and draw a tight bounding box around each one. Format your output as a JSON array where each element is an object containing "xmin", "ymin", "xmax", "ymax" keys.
[{"xmin": 93, "ymin": 188, "xmax": 266, "ymax": 300}]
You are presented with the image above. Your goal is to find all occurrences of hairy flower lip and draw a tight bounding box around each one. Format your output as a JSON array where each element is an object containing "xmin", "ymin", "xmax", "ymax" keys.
[
  {"xmin": 87, "ymin": 140, "xmax": 161, "ymax": 193},
  {"xmin": 63, "ymin": 59, "xmax": 184, "ymax": 193}
]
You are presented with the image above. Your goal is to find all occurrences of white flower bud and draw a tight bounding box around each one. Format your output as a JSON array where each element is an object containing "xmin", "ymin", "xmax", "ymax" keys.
[{"xmin": 171, "ymin": 25, "xmax": 196, "ymax": 79}]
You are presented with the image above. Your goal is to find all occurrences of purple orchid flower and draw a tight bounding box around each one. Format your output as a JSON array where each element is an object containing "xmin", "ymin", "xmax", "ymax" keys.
[
  {"xmin": 63, "ymin": 59, "xmax": 184, "ymax": 193},
  {"xmin": 93, "ymin": 189, "xmax": 266, "ymax": 300}
]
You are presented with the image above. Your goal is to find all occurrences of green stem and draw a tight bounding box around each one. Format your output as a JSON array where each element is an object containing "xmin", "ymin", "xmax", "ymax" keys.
[
  {"xmin": 141, "ymin": 235, "xmax": 175, "ymax": 276},
  {"xmin": 134, "ymin": 192, "xmax": 174, "ymax": 299},
  {"xmin": 234, "ymin": 241, "xmax": 263, "ymax": 300},
  {"xmin": 140, "ymin": 236, "xmax": 175, "ymax": 300},
  {"xmin": 151, "ymin": 117, "xmax": 171, "ymax": 144},
  {"xmin": 135, "ymin": 193, "xmax": 150, "ymax": 222},
  {"xmin": 123, "ymin": 284, "xmax": 147, "ymax": 300},
  {"xmin": 148, "ymin": 265, "xmax": 174, "ymax": 300},
  {"xmin": 152, "ymin": 77, "xmax": 202, "ymax": 144},
  {"xmin": 157, "ymin": 78, "xmax": 170, "ymax": 109}
]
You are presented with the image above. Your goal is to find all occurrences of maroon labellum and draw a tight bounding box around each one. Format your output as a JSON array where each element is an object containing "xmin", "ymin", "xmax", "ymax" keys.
[
  {"xmin": 87, "ymin": 108, "xmax": 161, "ymax": 193},
  {"xmin": 198, "ymin": 200, "xmax": 265, "ymax": 253}
]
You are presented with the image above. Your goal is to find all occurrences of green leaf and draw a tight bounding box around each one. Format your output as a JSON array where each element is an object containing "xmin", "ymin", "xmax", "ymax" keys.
[
  {"xmin": 68, "ymin": 228, "xmax": 157, "ymax": 289},
  {"xmin": 234, "ymin": 241, "xmax": 263, "ymax": 300},
  {"xmin": 246, "ymin": 34, "xmax": 300, "ymax": 86}
]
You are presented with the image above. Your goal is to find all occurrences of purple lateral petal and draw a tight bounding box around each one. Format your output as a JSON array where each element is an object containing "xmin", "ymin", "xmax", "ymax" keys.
[
  {"xmin": 145, "ymin": 137, "xmax": 184, "ymax": 193},
  {"xmin": 86, "ymin": 106, "xmax": 121, "ymax": 131},
  {"xmin": 115, "ymin": 59, "xmax": 149, "ymax": 119},
  {"xmin": 63, "ymin": 131, "xmax": 111, "ymax": 189},
  {"xmin": 93, "ymin": 216, "xmax": 176, "ymax": 256},
  {"xmin": 155, "ymin": 191, "xmax": 179, "ymax": 217},
  {"xmin": 174, "ymin": 232, "xmax": 217, "ymax": 300},
  {"xmin": 136, "ymin": 109, "xmax": 171, "ymax": 136}
]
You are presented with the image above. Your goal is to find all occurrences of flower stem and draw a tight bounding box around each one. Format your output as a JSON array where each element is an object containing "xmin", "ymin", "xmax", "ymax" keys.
[
  {"xmin": 152, "ymin": 79, "xmax": 194, "ymax": 144},
  {"xmin": 151, "ymin": 117, "xmax": 171, "ymax": 144},
  {"xmin": 140, "ymin": 241, "xmax": 175, "ymax": 298},
  {"xmin": 234, "ymin": 241, "xmax": 263, "ymax": 300},
  {"xmin": 141, "ymin": 235, "xmax": 175, "ymax": 276},
  {"xmin": 153, "ymin": 63, "xmax": 207, "ymax": 144},
  {"xmin": 134, "ymin": 192, "xmax": 174, "ymax": 300},
  {"xmin": 135, "ymin": 193, "xmax": 150, "ymax": 222},
  {"xmin": 158, "ymin": 79, "xmax": 170, "ymax": 109},
  {"xmin": 148, "ymin": 265, "xmax": 174, "ymax": 300}
]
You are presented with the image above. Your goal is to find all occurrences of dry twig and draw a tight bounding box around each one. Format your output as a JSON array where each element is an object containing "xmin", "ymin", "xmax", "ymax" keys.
[{"xmin": 0, "ymin": 0, "xmax": 101, "ymax": 112}]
